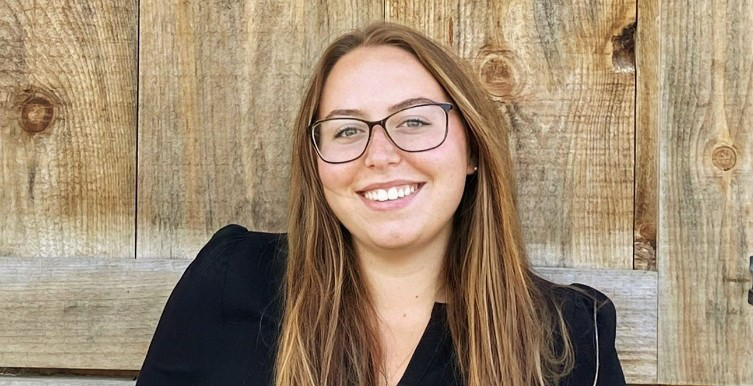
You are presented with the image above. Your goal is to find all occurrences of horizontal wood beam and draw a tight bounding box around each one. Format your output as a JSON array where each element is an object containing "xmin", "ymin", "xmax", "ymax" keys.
[
  {"xmin": 1, "ymin": 258, "xmax": 657, "ymax": 383},
  {"xmin": 0, "ymin": 376, "xmax": 134, "ymax": 385},
  {"xmin": 0, "ymin": 258, "xmax": 190, "ymax": 370}
]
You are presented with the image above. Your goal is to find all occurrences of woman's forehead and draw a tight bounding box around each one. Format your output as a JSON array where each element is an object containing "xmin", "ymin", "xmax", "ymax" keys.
[{"xmin": 318, "ymin": 45, "xmax": 449, "ymax": 119}]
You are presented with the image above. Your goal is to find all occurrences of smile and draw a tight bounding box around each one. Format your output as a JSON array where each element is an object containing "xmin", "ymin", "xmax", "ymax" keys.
[{"xmin": 362, "ymin": 183, "xmax": 421, "ymax": 202}]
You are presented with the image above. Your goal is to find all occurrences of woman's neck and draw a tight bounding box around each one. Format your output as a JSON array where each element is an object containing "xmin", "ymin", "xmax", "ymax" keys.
[{"xmin": 354, "ymin": 232, "xmax": 449, "ymax": 319}]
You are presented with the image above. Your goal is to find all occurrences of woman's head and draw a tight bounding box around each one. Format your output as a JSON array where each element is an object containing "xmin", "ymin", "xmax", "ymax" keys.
[
  {"xmin": 290, "ymin": 22, "xmax": 519, "ymax": 257},
  {"xmin": 280, "ymin": 22, "xmax": 573, "ymax": 386},
  {"xmin": 314, "ymin": 44, "xmax": 474, "ymax": 258}
]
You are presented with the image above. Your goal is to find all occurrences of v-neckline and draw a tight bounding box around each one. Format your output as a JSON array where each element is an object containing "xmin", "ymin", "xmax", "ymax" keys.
[{"xmin": 395, "ymin": 302, "xmax": 446, "ymax": 386}]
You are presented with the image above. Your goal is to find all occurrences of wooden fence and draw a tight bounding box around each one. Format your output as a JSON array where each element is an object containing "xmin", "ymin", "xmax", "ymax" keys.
[{"xmin": 0, "ymin": 1, "xmax": 750, "ymax": 385}]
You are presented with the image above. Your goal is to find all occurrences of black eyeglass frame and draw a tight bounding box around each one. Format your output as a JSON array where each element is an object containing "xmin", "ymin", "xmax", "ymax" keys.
[{"xmin": 309, "ymin": 102, "xmax": 455, "ymax": 164}]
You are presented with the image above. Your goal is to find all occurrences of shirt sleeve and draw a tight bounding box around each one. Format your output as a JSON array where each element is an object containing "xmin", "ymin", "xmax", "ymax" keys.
[
  {"xmin": 134, "ymin": 224, "xmax": 254, "ymax": 386},
  {"xmin": 560, "ymin": 283, "xmax": 627, "ymax": 386}
]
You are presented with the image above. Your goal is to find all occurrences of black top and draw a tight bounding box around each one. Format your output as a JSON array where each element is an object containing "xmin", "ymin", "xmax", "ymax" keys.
[{"xmin": 136, "ymin": 224, "xmax": 627, "ymax": 386}]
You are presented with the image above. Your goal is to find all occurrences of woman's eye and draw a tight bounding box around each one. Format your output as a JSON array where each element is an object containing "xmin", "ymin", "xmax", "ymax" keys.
[
  {"xmin": 334, "ymin": 127, "xmax": 361, "ymax": 138},
  {"xmin": 400, "ymin": 118, "xmax": 429, "ymax": 128}
]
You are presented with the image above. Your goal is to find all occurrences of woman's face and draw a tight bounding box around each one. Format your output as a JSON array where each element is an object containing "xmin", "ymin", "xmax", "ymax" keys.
[{"xmin": 316, "ymin": 45, "xmax": 473, "ymax": 254}]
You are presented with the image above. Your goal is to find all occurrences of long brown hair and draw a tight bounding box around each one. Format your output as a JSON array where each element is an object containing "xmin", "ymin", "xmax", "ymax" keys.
[{"xmin": 276, "ymin": 22, "xmax": 577, "ymax": 386}]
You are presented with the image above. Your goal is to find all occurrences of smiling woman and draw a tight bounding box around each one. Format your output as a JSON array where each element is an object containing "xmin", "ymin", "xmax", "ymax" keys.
[
  {"xmin": 316, "ymin": 45, "xmax": 472, "ymax": 257},
  {"xmin": 135, "ymin": 22, "xmax": 627, "ymax": 386}
]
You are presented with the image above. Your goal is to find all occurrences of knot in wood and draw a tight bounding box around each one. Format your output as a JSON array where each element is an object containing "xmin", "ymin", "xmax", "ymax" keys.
[
  {"xmin": 611, "ymin": 21, "xmax": 636, "ymax": 73},
  {"xmin": 17, "ymin": 89, "xmax": 57, "ymax": 133},
  {"xmin": 712, "ymin": 145, "xmax": 736, "ymax": 171},
  {"xmin": 476, "ymin": 45, "xmax": 524, "ymax": 101}
]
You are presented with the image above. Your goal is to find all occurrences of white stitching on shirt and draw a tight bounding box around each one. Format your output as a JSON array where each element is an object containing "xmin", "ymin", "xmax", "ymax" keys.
[{"xmin": 591, "ymin": 299, "xmax": 599, "ymax": 386}]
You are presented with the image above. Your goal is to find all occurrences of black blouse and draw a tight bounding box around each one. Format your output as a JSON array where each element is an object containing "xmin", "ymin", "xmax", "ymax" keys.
[{"xmin": 136, "ymin": 224, "xmax": 627, "ymax": 386}]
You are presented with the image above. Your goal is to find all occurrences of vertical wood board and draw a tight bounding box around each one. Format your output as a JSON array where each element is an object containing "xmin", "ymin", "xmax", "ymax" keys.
[
  {"xmin": 635, "ymin": 0, "xmax": 659, "ymax": 271},
  {"xmin": 0, "ymin": 1, "xmax": 137, "ymax": 257},
  {"xmin": 137, "ymin": 0, "xmax": 383, "ymax": 258},
  {"xmin": 387, "ymin": 0, "xmax": 637, "ymax": 269},
  {"xmin": 658, "ymin": 0, "xmax": 753, "ymax": 383}
]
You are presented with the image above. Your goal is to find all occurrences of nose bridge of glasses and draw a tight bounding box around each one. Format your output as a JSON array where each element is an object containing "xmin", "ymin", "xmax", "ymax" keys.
[{"xmin": 366, "ymin": 120, "xmax": 399, "ymax": 152}]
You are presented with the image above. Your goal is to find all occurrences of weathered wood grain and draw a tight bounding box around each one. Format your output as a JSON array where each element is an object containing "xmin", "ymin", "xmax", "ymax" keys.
[
  {"xmin": 0, "ymin": 377, "xmax": 133, "ymax": 386},
  {"xmin": 387, "ymin": 1, "xmax": 637, "ymax": 269},
  {"xmin": 0, "ymin": 256, "xmax": 655, "ymax": 375},
  {"xmin": 0, "ymin": 257, "xmax": 188, "ymax": 369},
  {"xmin": 0, "ymin": 1, "xmax": 137, "ymax": 257},
  {"xmin": 536, "ymin": 267, "xmax": 658, "ymax": 384},
  {"xmin": 658, "ymin": 0, "xmax": 753, "ymax": 383},
  {"xmin": 136, "ymin": 0, "xmax": 383, "ymax": 258},
  {"xmin": 635, "ymin": 0, "xmax": 659, "ymax": 271},
  {"xmin": 5, "ymin": 2, "xmax": 748, "ymax": 384}
]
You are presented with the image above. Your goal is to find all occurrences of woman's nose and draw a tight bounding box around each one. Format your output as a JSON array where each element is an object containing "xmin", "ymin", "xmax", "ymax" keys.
[{"xmin": 363, "ymin": 125, "xmax": 401, "ymax": 167}]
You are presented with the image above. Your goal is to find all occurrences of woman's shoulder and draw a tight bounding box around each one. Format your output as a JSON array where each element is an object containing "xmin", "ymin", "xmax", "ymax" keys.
[
  {"xmin": 191, "ymin": 224, "xmax": 288, "ymax": 323},
  {"xmin": 197, "ymin": 223, "xmax": 286, "ymax": 257},
  {"xmin": 555, "ymin": 283, "xmax": 615, "ymax": 324},
  {"xmin": 542, "ymin": 280, "xmax": 626, "ymax": 385},
  {"xmin": 533, "ymin": 276, "xmax": 615, "ymax": 325},
  {"xmin": 136, "ymin": 225, "xmax": 287, "ymax": 385}
]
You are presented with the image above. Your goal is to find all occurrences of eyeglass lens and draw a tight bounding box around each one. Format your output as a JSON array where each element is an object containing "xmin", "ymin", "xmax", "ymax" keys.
[{"xmin": 312, "ymin": 104, "xmax": 448, "ymax": 163}]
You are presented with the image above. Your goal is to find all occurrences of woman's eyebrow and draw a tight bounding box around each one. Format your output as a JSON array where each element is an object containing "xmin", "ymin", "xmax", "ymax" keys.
[
  {"xmin": 389, "ymin": 97, "xmax": 438, "ymax": 112},
  {"xmin": 323, "ymin": 97, "xmax": 439, "ymax": 119},
  {"xmin": 324, "ymin": 108, "xmax": 365, "ymax": 119}
]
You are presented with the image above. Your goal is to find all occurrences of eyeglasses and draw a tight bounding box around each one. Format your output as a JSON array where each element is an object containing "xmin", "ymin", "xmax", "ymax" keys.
[{"xmin": 309, "ymin": 102, "xmax": 454, "ymax": 164}]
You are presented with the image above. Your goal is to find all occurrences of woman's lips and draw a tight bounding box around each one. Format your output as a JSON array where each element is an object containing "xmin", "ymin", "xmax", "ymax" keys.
[
  {"xmin": 361, "ymin": 183, "xmax": 420, "ymax": 202},
  {"xmin": 357, "ymin": 183, "xmax": 425, "ymax": 210}
]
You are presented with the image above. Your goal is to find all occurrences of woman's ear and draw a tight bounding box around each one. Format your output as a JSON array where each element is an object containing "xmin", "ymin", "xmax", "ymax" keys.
[
  {"xmin": 464, "ymin": 124, "xmax": 478, "ymax": 175},
  {"xmin": 466, "ymin": 160, "xmax": 478, "ymax": 175},
  {"xmin": 466, "ymin": 147, "xmax": 478, "ymax": 175}
]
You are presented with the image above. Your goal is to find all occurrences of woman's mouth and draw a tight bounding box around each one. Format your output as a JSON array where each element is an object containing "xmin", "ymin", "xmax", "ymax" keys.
[{"xmin": 361, "ymin": 183, "xmax": 422, "ymax": 202}]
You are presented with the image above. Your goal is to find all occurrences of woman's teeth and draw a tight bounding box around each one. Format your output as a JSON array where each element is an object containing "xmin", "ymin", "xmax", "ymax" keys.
[{"xmin": 363, "ymin": 184, "xmax": 418, "ymax": 202}]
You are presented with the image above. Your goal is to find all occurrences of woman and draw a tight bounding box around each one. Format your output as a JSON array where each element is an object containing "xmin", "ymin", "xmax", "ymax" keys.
[{"xmin": 136, "ymin": 22, "xmax": 626, "ymax": 386}]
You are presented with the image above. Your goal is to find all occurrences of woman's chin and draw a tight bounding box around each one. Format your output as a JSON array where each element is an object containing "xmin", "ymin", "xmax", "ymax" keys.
[{"xmin": 355, "ymin": 231, "xmax": 420, "ymax": 253}]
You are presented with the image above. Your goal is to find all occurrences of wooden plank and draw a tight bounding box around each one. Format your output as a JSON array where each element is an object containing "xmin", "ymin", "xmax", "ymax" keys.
[
  {"xmin": 0, "ymin": 377, "xmax": 133, "ymax": 386},
  {"xmin": 0, "ymin": 378, "xmax": 668, "ymax": 386},
  {"xmin": 658, "ymin": 0, "xmax": 753, "ymax": 383},
  {"xmin": 0, "ymin": 1, "xmax": 136, "ymax": 257},
  {"xmin": 634, "ymin": 0, "xmax": 659, "ymax": 271},
  {"xmin": 387, "ymin": 1, "xmax": 637, "ymax": 269},
  {"xmin": 0, "ymin": 257, "xmax": 189, "ymax": 370},
  {"xmin": 0, "ymin": 257, "xmax": 655, "ymax": 376},
  {"xmin": 136, "ymin": 0, "xmax": 383, "ymax": 258},
  {"xmin": 536, "ymin": 267, "xmax": 657, "ymax": 384}
]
